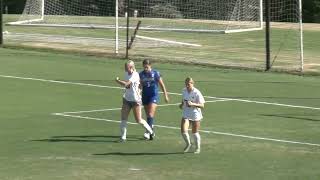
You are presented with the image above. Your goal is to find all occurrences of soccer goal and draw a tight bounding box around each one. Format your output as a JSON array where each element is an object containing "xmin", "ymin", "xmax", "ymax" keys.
[
  {"xmin": 267, "ymin": 0, "xmax": 304, "ymax": 72},
  {"xmin": 6, "ymin": 0, "xmax": 264, "ymax": 55},
  {"xmin": 6, "ymin": 0, "xmax": 304, "ymax": 72},
  {"xmin": 8, "ymin": 0, "xmax": 263, "ymax": 33}
]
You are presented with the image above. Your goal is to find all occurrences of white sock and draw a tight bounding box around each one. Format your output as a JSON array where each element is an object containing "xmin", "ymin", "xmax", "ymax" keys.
[
  {"xmin": 139, "ymin": 119, "xmax": 153, "ymax": 134},
  {"xmin": 182, "ymin": 132, "xmax": 191, "ymax": 146},
  {"xmin": 120, "ymin": 120, "xmax": 127, "ymax": 140},
  {"xmin": 193, "ymin": 132, "xmax": 201, "ymax": 150}
]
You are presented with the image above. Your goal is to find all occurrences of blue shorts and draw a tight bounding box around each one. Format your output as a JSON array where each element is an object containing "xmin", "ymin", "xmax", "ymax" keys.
[{"xmin": 142, "ymin": 95, "xmax": 159, "ymax": 105}]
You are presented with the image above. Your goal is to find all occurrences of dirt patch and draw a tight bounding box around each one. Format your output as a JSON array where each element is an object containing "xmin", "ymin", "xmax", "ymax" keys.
[{"xmin": 272, "ymin": 22, "xmax": 320, "ymax": 31}]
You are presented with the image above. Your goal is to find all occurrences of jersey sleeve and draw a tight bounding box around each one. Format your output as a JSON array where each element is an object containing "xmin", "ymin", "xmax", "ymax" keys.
[
  {"xmin": 197, "ymin": 90, "xmax": 205, "ymax": 104},
  {"xmin": 155, "ymin": 70, "xmax": 161, "ymax": 81},
  {"xmin": 182, "ymin": 88, "xmax": 187, "ymax": 101},
  {"xmin": 129, "ymin": 72, "xmax": 139, "ymax": 83}
]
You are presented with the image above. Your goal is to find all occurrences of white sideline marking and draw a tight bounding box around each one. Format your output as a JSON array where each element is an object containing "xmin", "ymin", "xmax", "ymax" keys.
[
  {"xmin": 53, "ymin": 113, "xmax": 320, "ymax": 147},
  {"xmin": 136, "ymin": 35, "xmax": 202, "ymax": 47},
  {"xmin": 214, "ymin": 97, "xmax": 320, "ymax": 110},
  {"xmin": 1, "ymin": 75, "xmax": 318, "ymax": 147},
  {"xmin": 60, "ymin": 108, "xmax": 122, "ymax": 114},
  {"xmin": 1, "ymin": 74, "xmax": 320, "ymax": 111},
  {"xmin": 129, "ymin": 168, "xmax": 142, "ymax": 171},
  {"xmin": 58, "ymin": 100, "xmax": 229, "ymax": 114},
  {"xmin": 0, "ymin": 74, "xmax": 123, "ymax": 90},
  {"xmin": 2, "ymin": 72, "xmax": 314, "ymax": 147}
]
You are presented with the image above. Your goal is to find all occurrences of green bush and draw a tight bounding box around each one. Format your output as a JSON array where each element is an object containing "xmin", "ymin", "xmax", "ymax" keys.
[{"xmin": 150, "ymin": 3, "xmax": 183, "ymax": 19}]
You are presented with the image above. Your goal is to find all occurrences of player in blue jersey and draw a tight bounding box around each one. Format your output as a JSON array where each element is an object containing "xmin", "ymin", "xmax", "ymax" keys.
[
  {"xmin": 139, "ymin": 59, "xmax": 169, "ymax": 140},
  {"xmin": 115, "ymin": 60, "xmax": 154, "ymax": 142}
]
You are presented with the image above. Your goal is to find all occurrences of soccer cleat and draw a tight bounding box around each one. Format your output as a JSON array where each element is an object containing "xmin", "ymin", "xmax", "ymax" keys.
[
  {"xmin": 183, "ymin": 144, "xmax": 192, "ymax": 153},
  {"xmin": 118, "ymin": 138, "xmax": 126, "ymax": 143},
  {"xmin": 194, "ymin": 148, "xmax": 201, "ymax": 154},
  {"xmin": 143, "ymin": 132, "xmax": 150, "ymax": 140},
  {"xmin": 151, "ymin": 127, "xmax": 155, "ymax": 137},
  {"xmin": 149, "ymin": 132, "xmax": 155, "ymax": 140}
]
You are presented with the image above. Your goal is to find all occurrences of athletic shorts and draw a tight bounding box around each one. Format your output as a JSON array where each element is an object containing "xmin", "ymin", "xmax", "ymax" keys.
[
  {"xmin": 123, "ymin": 98, "xmax": 141, "ymax": 108},
  {"xmin": 142, "ymin": 95, "xmax": 159, "ymax": 105},
  {"xmin": 182, "ymin": 109, "xmax": 203, "ymax": 121},
  {"xmin": 182, "ymin": 117, "xmax": 202, "ymax": 122}
]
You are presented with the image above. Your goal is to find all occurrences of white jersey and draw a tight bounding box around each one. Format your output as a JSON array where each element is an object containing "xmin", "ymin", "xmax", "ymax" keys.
[
  {"xmin": 182, "ymin": 87, "xmax": 205, "ymax": 121},
  {"xmin": 123, "ymin": 71, "xmax": 141, "ymax": 102}
]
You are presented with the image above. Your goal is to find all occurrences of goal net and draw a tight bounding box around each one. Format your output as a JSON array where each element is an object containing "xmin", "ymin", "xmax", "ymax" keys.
[
  {"xmin": 4, "ymin": 0, "xmax": 304, "ymax": 73},
  {"xmin": 268, "ymin": 0, "xmax": 304, "ymax": 72},
  {"xmin": 9, "ymin": 0, "xmax": 263, "ymax": 33}
]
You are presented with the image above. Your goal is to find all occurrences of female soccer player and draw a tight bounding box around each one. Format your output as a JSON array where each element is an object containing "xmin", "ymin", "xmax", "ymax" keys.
[
  {"xmin": 179, "ymin": 77, "xmax": 205, "ymax": 154},
  {"xmin": 139, "ymin": 59, "xmax": 169, "ymax": 140},
  {"xmin": 115, "ymin": 60, "xmax": 154, "ymax": 142}
]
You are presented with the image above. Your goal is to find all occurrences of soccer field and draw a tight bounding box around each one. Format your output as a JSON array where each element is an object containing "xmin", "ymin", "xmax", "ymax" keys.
[{"xmin": 0, "ymin": 48, "xmax": 320, "ymax": 180}]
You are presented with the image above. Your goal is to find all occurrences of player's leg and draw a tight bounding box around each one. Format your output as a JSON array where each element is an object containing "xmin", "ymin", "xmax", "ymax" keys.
[
  {"xmin": 142, "ymin": 95, "xmax": 158, "ymax": 139},
  {"xmin": 144, "ymin": 102, "xmax": 157, "ymax": 138},
  {"xmin": 144, "ymin": 100, "xmax": 157, "ymax": 132},
  {"xmin": 191, "ymin": 120, "xmax": 201, "ymax": 154},
  {"xmin": 132, "ymin": 103, "xmax": 154, "ymax": 135},
  {"xmin": 181, "ymin": 118, "xmax": 191, "ymax": 152},
  {"xmin": 119, "ymin": 99, "xmax": 131, "ymax": 142},
  {"xmin": 144, "ymin": 102, "xmax": 157, "ymax": 128}
]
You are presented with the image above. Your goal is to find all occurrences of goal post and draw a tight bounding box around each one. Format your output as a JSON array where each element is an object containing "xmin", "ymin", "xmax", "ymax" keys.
[
  {"xmin": 298, "ymin": 0, "xmax": 304, "ymax": 72},
  {"xmin": 6, "ymin": 0, "xmax": 265, "ymax": 56},
  {"xmin": 0, "ymin": 0, "xmax": 3, "ymax": 46},
  {"xmin": 267, "ymin": 0, "xmax": 304, "ymax": 72},
  {"xmin": 8, "ymin": 0, "xmax": 264, "ymax": 33},
  {"xmin": 224, "ymin": 0, "xmax": 263, "ymax": 33},
  {"xmin": 5, "ymin": 0, "xmax": 304, "ymax": 73}
]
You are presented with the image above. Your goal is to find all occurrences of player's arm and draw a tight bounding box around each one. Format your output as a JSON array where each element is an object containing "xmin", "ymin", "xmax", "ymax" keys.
[
  {"xmin": 187, "ymin": 101, "xmax": 204, "ymax": 108},
  {"xmin": 159, "ymin": 77, "xmax": 169, "ymax": 103},
  {"xmin": 115, "ymin": 77, "xmax": 131, "ymax": 88},
  {"xmin": 139, "ymin": 78, "xmax": 143, "ymax": 90},
  {"xmin": 179, "ymin": 100, "xmax": 184, "ymax": 109},
  {"xmin": 187, "ymin": 93, "xmax": 205, "ymax": 108}
]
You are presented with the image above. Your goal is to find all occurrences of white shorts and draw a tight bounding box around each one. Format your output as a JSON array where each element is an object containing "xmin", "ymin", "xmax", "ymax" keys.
[
  {"xmin": 182, "ymin": 106, "xmax": 203, "ymax": 121},
  {"xmin": 182, "ymin": 117, "xmax": 202, "ymax": 122}
]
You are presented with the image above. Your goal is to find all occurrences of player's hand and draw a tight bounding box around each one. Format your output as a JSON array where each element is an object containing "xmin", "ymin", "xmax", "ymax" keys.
[
  {"xmin": 186, "ymin": 101, "xmax": 193, "ymax": 107},
  {"xmin": 165, "ymin": 95, "xmax": 169, "ymax": 103}
]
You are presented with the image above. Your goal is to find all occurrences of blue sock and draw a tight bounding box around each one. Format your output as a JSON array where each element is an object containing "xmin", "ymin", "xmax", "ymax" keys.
[{"xmin": 147, "ymin": 117, "xmax": 154, "ymax": 128}]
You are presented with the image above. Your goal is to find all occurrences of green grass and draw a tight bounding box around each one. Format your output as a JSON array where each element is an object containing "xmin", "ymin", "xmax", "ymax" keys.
[
  {"xmin": 3, "ymin": 15, "xmax": 320, "ymax": 74},
  {"xmin": 0, "ymin": 47, "xmax": 320, "ymax": 180}
]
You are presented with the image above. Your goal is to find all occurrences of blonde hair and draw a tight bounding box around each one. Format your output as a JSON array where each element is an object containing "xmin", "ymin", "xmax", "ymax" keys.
[{"xmin": 125, "ymin": 60, "xmax": 136, "ymax": 71}]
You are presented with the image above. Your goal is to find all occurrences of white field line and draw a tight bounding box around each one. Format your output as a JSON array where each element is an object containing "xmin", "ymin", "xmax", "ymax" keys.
[
  {"xmin": 0, "ymin": 74, "xmax": 123, "ymax": 90},
  {"xmin": 136, "ymin": 35, "xmax": 202, "ymax": 47},
  {"xmin": 2, "ymin": 73, "xmax": 317, "ymax": 147},
  {"xmin": 1, "ymin": 74, "xmax": 320, "ymax": 111},
  {"xmin": 58, "ymin": 100, "xmax": 229, "ymax": 114},
  {"xmin": 53, "ymin": 113, "xmax": 320, "ymax": 147},
  {"xmin": 213, "ymin": 97, "xmax": 320, "ymax": 111},
  {"xmin": 59, "ymin": 108, "xmax": 122, "ymax": 114}
]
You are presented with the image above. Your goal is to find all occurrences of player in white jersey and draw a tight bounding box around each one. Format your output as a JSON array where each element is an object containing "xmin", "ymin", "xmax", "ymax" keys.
[
  {"xmin": 179, "ymin": 77, "xmax": 205, "ymax": 154},
  {"xmin": 115, "ymin": 60, "xmax": 154, "ymax": 142}
]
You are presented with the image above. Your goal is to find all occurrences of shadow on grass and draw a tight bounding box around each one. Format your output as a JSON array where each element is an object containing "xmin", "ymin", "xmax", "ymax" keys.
[
  {"xmin": 30, "ymin": 135, "xmax": 144, "ymax": 143},
  {"xmin": 93, "ymin": 152, "xmax": 184, "ymax": 156},
  {"xmin": 261, "ymin": 114, "xmax": 320, "ymax": 122}
]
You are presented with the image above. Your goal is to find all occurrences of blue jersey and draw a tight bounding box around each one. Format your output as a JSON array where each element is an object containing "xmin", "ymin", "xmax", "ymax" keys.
[{"xmin": 139, "ymin": 69, "xmax": 161, "ymax": 98}]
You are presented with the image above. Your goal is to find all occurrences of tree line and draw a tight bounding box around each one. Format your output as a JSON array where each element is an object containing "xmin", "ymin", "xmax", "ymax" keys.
[{"xmin": 2, "ymin": 0, "xmax": 320, "ymax": 23}]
